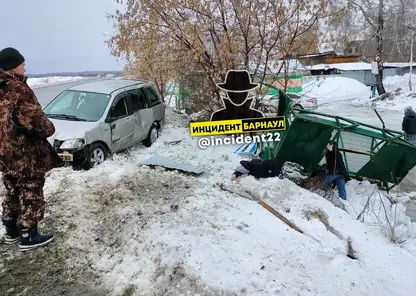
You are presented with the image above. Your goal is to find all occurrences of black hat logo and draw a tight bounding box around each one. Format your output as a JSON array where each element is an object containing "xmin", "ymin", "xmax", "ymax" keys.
[
  {"xmin": 210, "ymin": 69, "xmax": 265, "ymax": 121},
  {"xmin": 216, "ymin": 70, "xmax": 259, "ymax": 92}
]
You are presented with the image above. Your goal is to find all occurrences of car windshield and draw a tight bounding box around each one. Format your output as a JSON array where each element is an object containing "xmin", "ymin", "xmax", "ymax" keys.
[{"xmin": 43, "ymin": 90, "xmax": 111, "ymax": 122}]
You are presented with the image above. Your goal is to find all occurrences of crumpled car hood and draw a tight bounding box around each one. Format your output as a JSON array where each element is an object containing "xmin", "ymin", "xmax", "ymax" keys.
[{"xmin": 47, "ymin": 118, "xmax": 99, "ymax": 144}]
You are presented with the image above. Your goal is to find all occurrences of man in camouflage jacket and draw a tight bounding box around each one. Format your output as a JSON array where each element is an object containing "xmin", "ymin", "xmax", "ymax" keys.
[{"xmin": 0, "ymin": 47, "xmax": 63, "ymax": 251}]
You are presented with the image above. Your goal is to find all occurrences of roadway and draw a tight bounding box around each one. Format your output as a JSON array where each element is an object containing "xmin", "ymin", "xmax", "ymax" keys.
[{"xmin": 33, "ymin": 78, "xmax": 102, "ymax": 107}]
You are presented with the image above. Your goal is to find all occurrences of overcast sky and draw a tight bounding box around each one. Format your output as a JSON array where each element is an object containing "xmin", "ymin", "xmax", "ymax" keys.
[{"xmin": 1, "ymin": 0, "xmax": 126, "ymax": 74}]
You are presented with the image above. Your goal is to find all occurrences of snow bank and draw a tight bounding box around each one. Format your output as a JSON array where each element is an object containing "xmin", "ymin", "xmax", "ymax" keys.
[
  {"xmin": 27, "ymin": 76, "xmax": 87, "ymax": 88},
  {"xmin": 301, "ymin": 76, "xmax": 369, "ymax": 105},
  {"xmin": 2, "ymin": 108, "xmax": 416, "ymax": 295},
  {"xmin": 351, "ymin": 74, "xmax": 416, "ymax": 111},
  {"xmin": 374, "ymin": 91, "xmax": 416, "ymax": 111}
]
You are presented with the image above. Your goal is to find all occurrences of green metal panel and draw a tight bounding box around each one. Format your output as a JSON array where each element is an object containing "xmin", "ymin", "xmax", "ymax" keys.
[
  {"xmin": 356, "ymin": 142, "xmax": 416, "ymax": 184},
  {"xmin": 267, "ymin": 87, "xmax": 302, "ymax": 95},
  {"xmin": 258, "ymin": 127, "xmax": 287, "ymax": 161},
  {"xmin": 255, "ymin": 82, "xmax": 416, "ymax": 191},
  {"xmin": 287, "ymin": 87, "xmax": 302, "ymax": 93},
  {"xmin": 274, "ymin": 118, "xmax": 334, "ymax": 175},
  {"xmin": 258, "ymin": 90, "xmax": 291, "ymax": 160},
  {"xmin": 274, "ymin": 74, "xmax": 303, "ymax": 80},
  {"xmin": 276, "ymin": 90, "xmax": 291, "ymax": 117}
]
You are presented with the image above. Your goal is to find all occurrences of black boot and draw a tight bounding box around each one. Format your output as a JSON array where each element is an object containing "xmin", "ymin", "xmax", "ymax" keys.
[
  {"xmin": 2, "ymin": 220, "xmax": 19, "ymax": 245},
  {"xmin": 19, "ymin": 228, "xmax": 54, "ymax": 252}
]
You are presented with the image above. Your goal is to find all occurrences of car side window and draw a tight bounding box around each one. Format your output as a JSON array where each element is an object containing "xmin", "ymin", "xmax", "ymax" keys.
[
  {"xmin": 143, "ymin": 87, "xmax": 161, "ymax": 107},
  {"xmin": 111, "ymin": 95, "xmax": 128, "ymax": 119},
  {"xmin": 129, "ymin": 89, "xmax": 148, "ymax": 112}
]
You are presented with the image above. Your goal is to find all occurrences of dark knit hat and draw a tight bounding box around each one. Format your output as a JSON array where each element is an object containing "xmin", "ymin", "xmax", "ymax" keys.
[{"xmin": 0, "ymin": 47, "xmax": 25, "ymax": 71}]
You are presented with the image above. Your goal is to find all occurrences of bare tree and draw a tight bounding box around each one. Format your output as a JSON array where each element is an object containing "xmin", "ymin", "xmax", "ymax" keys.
[
  {"xmin": 404, "ymin": 3, "xmax": 415, "ymax": 91},
  {"xmin": 348, "ymin": 0, "xmax": 416, "ymax": 94},
  {"xmin": 351, "ymin": 0, "xmax": 392, "ymax": 95},
  {"xmin": 385, "ymin": 0, "xmax": 412, "ymax": 53},
  {"xmin": 321, "ymin": 1, "xmax": 364, "ymax": 54},
  {"xmin": 107, "ymin": 0, "xmax": 347, "ymax": 114},
  {"xmin": 383, "ymin": 0, "xmax": 416, "ymax": 91}
]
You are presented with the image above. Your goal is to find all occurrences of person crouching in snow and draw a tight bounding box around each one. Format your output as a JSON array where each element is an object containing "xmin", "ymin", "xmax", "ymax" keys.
[
  {"xmin": 324, "ymin": 142, "xmax": 350, "ymax": 200},
  {"xmin": 402, "ymin": 106, "xmax": 416, "ymax": 145},
  {"xmin": 231, "ymin": 158, "xmax": 285, "ymax": 180}
]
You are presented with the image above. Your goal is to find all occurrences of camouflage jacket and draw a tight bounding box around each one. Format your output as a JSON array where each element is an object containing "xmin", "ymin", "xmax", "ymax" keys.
[{"xmin": 0, "ymin": 69, "xmax": 63, "ymax": 177}]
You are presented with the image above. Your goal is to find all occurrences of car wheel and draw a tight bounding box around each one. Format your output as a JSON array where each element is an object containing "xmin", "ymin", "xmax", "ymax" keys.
[
  {"xmin": 293, "ymin": 104, "xmax": 304, "ymax": 109},
  {"xmin": 143, "ymin": 123, "xmax": 159, "ymax": 147},
  {"xmin": 85, "ymin": 142, "xmax": 107, "ymax": 169}
]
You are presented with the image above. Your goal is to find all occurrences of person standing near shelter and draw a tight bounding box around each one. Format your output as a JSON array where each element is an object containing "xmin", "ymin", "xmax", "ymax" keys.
[
  {"xmin": 402, "ymin": 106, "xmax": 416, "ymax": 145},
  {"xmin": 0, "ymin": 47, "xmax": 63, "ymax": 251},
  {"xmin": 323, "ymin": 142, "xmax": 350, "ymax": 201}
]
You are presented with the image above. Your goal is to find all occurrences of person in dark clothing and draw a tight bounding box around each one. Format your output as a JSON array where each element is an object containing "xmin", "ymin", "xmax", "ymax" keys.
[
  {"xmin": 402, "ymin": 106, "xmax": 416, "ymax": 145},
  {"xmin": 231, "ymin": 158, "xmax": 285, "ymax": 180},
  {"xmin": 324, "ymin": 142, "xmax": 350, "ymax": 200}
]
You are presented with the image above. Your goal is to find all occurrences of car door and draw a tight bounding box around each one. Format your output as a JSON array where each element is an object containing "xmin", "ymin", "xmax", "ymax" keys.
[
  {"xmin": 127, "ymin": 87, "xmax": 154, "ymax": 141},
  {"xmin": 107, "ymin": 92, "xmax": 135, "ymax": 153},
  {"xmin": 143, "ymin": 86, "xmax": 165, "ymax": 122}
]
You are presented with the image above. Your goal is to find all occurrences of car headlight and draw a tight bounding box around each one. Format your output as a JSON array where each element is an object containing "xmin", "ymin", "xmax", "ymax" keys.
[{"xmin": 59, "ymin": 138, "xmax": 85, "ymax": 150}]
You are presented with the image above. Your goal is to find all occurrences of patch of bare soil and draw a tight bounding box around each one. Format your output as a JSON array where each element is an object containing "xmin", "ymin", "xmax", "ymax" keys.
[
  {"xmin": 0, "ymin": 224, "xmax": 109, "ymax": 296},
  {"xmin": 0, "ymin": 173, "xmax": 108, "ymax": 296}
]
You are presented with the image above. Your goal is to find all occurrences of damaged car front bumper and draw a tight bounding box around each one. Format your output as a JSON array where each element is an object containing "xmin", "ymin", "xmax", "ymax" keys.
[{"xmin": 53, "ymin": 138, "xmax": 86, "ymax": 163}]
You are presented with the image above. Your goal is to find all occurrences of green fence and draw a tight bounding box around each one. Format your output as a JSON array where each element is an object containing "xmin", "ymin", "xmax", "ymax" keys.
[{"xmin": 253, "ymin": 74, "xmax": 303, "ymax": 95}]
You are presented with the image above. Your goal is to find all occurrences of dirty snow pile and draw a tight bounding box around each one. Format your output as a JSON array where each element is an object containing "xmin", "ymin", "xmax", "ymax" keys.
[
  {"xmin": 2, "ymin": 108, "xmax": 416, "ymax": 295},
  {"xmin": 352, "ymin": 74, "xmax": 416, "ymax": 111},
  {"xmin": 371, "ymin": 91, "xmax": 416, "ymax": 111},
  {"xmin": 27, "ymin": 76, "xmax": 87, "ymax": 89}
]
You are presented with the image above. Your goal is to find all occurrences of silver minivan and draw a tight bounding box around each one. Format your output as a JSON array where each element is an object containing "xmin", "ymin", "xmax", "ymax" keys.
[{"xmin": 43, "ymin": 78, "xmax": 166, "ymax": 169}]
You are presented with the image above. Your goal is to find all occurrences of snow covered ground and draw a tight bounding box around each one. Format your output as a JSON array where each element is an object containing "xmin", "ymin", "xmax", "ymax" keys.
[
  {"xmin": 1, "ymin": 74, "xmax": 416, "ymax": 295},
  {"xmin": 27, "ymin": 75, "xmax": 88, "ymax": 89}
]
